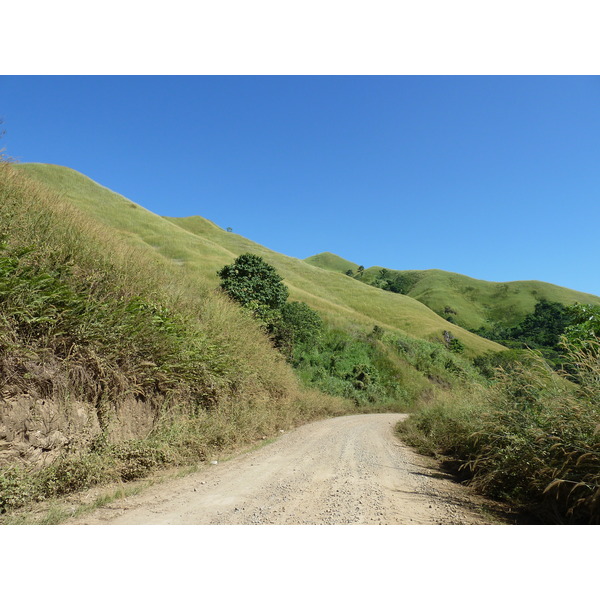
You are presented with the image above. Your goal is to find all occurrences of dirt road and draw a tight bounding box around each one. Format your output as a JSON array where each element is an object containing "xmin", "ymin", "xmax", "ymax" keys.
[{"xmin": 72, "ymin": 414, "xmax": 504, "ymax": 525}]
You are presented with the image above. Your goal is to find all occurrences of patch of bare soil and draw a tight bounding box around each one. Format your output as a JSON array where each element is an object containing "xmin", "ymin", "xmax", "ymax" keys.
[{"xmin": 68, "ymin": 414, "xmax": 514, "ymax": 525}]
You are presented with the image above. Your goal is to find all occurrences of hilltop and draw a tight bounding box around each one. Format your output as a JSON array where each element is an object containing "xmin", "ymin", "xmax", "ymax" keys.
[
  {"xmin": 305, "ymin": 252, "xmax": 600, "ymax": 331},
  {"xmin": 304, "ymin": 252, "xmax": 359, "ymax": 274}
]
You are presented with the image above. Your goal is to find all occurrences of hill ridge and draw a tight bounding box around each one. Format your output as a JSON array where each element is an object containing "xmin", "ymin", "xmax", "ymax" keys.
[{"xmin": 303, "ymin": 252, "xmax": 600, "ymax": 331}]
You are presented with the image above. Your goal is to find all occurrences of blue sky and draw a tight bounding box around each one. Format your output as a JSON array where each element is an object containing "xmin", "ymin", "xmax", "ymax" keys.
[{"xmin": 2, "ymin": 75, "xmax": 599, "ymax": 295}]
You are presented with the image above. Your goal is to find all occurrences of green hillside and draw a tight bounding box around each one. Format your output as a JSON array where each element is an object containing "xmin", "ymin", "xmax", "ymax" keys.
[
  {"xmin": 363, "ymin": 267, "xmax": 600, "ymax": 331},
  {"xmin": 305, "ymin": 252, "xmax": 600, "ymax": 331},
  {"xmin": 1, "ymin": 159, "xmax": 354, "ymax": 515},
  {"xmin": 304, "ymin": 252, "xmax": 358, "ymax": 274},
  {"xmin": 16, "ymin": 163, "xmax": 503, "ymax": 356}
]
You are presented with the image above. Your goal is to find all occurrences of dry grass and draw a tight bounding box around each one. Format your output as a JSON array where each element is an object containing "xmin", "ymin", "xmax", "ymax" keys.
[{"xmin": 399, "ymin": 345, "xmax": 600, "ymax": 523}]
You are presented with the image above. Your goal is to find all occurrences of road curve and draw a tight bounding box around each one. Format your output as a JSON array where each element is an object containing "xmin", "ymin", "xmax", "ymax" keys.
[{"xmin": 73, "ymin": 414, "xmax": 497, "ymax": 525}]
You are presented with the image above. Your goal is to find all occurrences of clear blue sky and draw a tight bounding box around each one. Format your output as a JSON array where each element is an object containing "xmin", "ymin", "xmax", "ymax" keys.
[{"xmin": 2, "ymin": 76, "xmax": 599, "ymax": 295}]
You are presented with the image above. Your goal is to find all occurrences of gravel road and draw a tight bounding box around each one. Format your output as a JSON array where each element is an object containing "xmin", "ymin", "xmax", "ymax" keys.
[{"xmin": 72, "ymin": 414, "xmax": 501, "ymax": 525}]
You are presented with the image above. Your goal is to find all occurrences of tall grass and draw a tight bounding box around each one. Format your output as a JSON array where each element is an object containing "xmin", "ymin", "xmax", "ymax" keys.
[
  {"xmin": 399, "ymin": 345, "xmax": 600, "ymax": 523},
  {"xmin": 0, "ymin": 160, "xmax": 353, "ymax": 513}
]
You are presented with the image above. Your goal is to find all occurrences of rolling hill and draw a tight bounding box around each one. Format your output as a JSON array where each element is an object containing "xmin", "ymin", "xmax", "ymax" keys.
[
  {"xmin": 16, "ymin": 163, "xmax": 504, "ymax": 356},
  {"xmin": 305, "ymin": 252, "xmax": 600, "ymax": 331}
]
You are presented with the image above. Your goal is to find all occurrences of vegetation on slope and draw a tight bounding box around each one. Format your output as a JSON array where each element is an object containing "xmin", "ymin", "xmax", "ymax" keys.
[
  {"xmin": 15, "ymin": 164, "xmax": 504, "ymax": 357},
  {"xmin": 0, "ymin": 161, "xmax": 352, "ymax": 513},
  {"xmin": 290, "ymin": 327, "xmax": 482, "ymax": 411},
  {"xmin": 469, "ymin": 299, "xmax": 578, "ymax": 371},
  {"xmin": 305, "ymin": 252, "xmax": 600, "ymax": 333},
  {"xmin": 364, "ymin": 266, "xmax": 600, "ymax": 331},
  {"xmin": 399, "ymin": 336, "xmax": 600, "ymax": 524},
  {"xmin": 217, "ymin": 253, "xmax": 481, "ymax": 412}
]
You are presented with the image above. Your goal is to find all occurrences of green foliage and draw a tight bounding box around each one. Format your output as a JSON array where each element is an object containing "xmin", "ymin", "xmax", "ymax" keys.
[
  {"xmin": 392, "ymin": 333, "xmax": 480, "ymax": 382},
  {"xmin": 290, "ymin": 326, "xmax": 481, "ymax": 409},
  {"xmin": 363, "ymin": 268, "xmax": 420, "ymax": 295},
  {"xmin": 218, "ymin": 253, "xmax": 289, "ymax": 313},
  {"xmin": 344, "ymin": 260, "xmax": 600, "ymax": 335},
  {"xmin": 290, "ymin": 328, "xmax": 405, "ymax": 407},
  {"xmin": 216, "ymin": 254, "xmax": 451, "ymax": 411},
  {"xmin": 511, "ymin": 299, "xmax": 573, "ymax": 348},
  {"xmin": 217, "ymin": 256, "xmax": 325, "ymax": 361},
  {"xmin": 563, "ymin": 303, "xmax": 600, "ymax": 349},
  {"xmin": 370, "ymin": 325, "xmax": 384, "ymax": 340},
  {"xmin": 109, "ymin": 440, "xmax": 169, "ymax": 481},
  {"xmin": 372, "ymin": 270, "xmax": 420, "ymax": 295},
  {"xmin": 472, "ymin": 299, "xmax": 578, "ymax": 370},
  {"xmin": 472, "ymin": 349, "xmax": 534, "ymax": 379},
  {"xmin": 475, "ymin": 299, "xmax": 572, "ymax": 348},
  {"xmin": 441, "ymin": 330, "xmax": 465, "ymax": 354},
  {"xmin": 400, "ymin": 348, "xmax": 600, "ymax": 524},
  {"xmin": 277, "ymin": 302, "xmax": 323, "ymax": 348},
  {"xmin": 448, "ymin": 338, "xmax": 465, "ymax": 354},
  {"xmin": 0, "ymin": 466, "xmax": 38, "ymax": 513}
]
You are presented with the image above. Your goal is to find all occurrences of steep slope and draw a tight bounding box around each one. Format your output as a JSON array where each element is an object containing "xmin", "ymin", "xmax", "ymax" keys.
[
  {"xmin": 304, "ymin": 252, "xmax": 600, "ymax": 331},
  {"xmin": 17, "ymin": 163, "xmax": 503, "ymax": 356},
  {"xmin": 2, "ymin": 160, "xmax": 352, "ymax": 506}
]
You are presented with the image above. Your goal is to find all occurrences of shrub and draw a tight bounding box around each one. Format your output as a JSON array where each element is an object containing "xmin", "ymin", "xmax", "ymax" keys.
[
  {"xmin": 217, "ymin": 253, "xmax": 289, "ymax": 313},
  {"xmin": 273, "ymin": 301, "xmax": 323, "ymax": 356}
]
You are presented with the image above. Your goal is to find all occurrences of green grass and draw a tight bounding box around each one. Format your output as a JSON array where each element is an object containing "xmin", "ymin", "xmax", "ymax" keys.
[
  {"xmin": 306, "ymin": 251, "xmax": 600, "ymax": 331},
  {"xmin": 304, "ymin": 251, "xmax": 359, "ymax": 274},
  {"xmin": 393, "ymin": 268, "xmax": 600, "ymax": 330},
  {"xmin": 17, "ymin": 163, "xmax": 504, "ymax": 357}
]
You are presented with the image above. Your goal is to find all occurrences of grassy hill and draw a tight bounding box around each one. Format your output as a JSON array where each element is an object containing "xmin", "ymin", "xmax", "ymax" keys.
[
  {"xmin": 16, "ymin": 163, "xmax": 503, "ymax": 356},
  {"xmin": 0, "ymin": 160, "xmax": 352, "ymax": 514},
  {"xmin": 305, "ymin": 252, "xmax": 600, "ymax": 331},
  {"xmin": 304, "ymin": 252, "xmax": 359, "ymax": 274}
]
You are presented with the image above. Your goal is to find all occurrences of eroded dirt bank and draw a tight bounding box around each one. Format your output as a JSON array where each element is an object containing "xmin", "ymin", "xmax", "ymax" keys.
[{"xmin": 71, "ymin": 414, "xmax": 508, "ymax": 525}]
